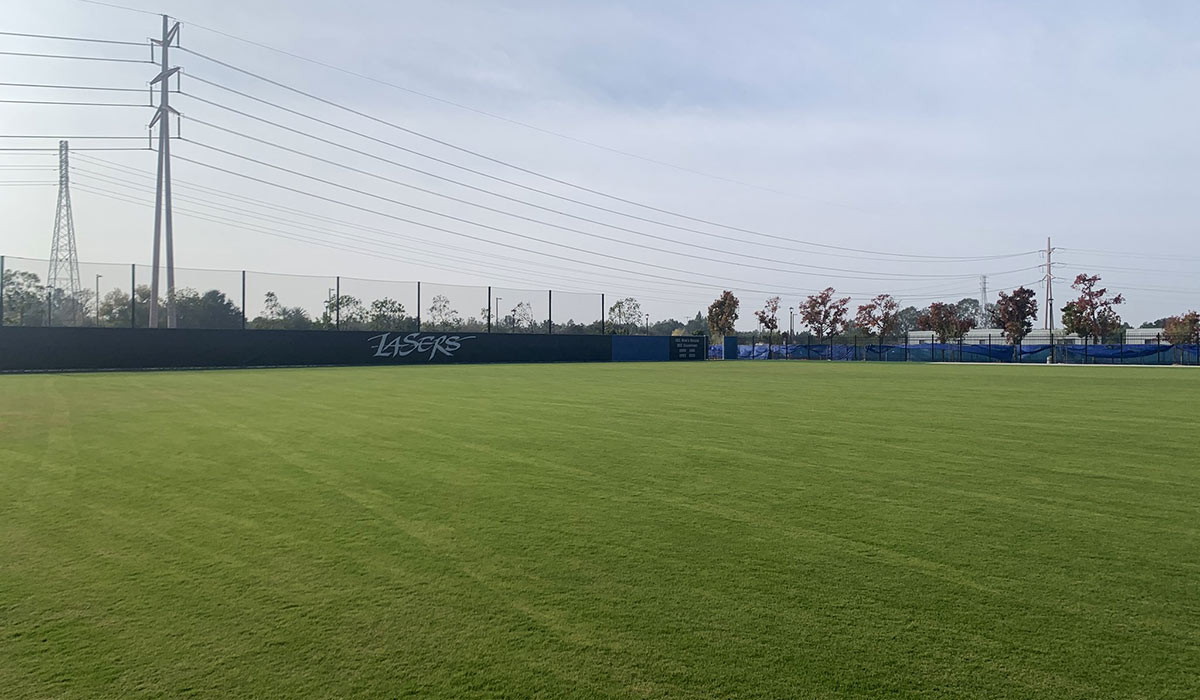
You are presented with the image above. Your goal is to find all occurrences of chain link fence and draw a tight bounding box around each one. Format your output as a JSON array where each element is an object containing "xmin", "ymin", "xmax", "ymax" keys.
[
  {"xmin": 1, "ymin": 255, "xmax": 622, "ymax": 334},
  {"xmin": 726, "ymin": 334, "xmax": 1200, "ymax": 365}
]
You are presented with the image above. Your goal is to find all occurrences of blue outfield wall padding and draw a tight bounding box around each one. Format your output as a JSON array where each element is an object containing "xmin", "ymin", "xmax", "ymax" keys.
[
  {"xmin": 723, "ymin": 335, "xmax": 738, "ymax": 360},
  {"xmin": 725, "ymin": 342, "xmax": 1198, "ymax": 364},
  {"xmin": 610, "ymin": 335, "xmax": 669, "ymax": 362}
]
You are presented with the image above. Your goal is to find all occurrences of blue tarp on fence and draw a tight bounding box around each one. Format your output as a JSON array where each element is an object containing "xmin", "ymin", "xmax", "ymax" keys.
[{"xmin": 730, "ymin": 343, "xmax": 1200, "ymax": 365}]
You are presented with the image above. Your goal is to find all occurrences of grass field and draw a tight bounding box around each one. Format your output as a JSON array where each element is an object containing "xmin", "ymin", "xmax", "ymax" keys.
[{"xmin": 2, "ymin": 362, "xmax": 1198, "ymax": 698}]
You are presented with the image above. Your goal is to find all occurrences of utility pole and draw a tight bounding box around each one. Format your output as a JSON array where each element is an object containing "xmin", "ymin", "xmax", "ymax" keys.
[
  {"xmin": 1042, "ymin": 237, "xmax": 1055, "ymax": 331},
  {"xmin": 48, "ymin": 140, "xmax": 82, "ymax": 324},
  {"xmin": 979, "ymin": 275, "xmax": 988, "ymax": 326},
  {"xmin": 149, "ymin": 14, "xmax": 180, "ymax": 329}
]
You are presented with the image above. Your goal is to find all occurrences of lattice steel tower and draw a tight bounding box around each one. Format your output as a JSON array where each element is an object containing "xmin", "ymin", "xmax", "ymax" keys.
[{"xmin": 48, "ymin": 139, "xmax": 82, "ymax": 320}]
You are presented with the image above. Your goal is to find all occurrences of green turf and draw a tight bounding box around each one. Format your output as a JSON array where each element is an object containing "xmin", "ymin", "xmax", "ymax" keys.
[{"xmin": 1, "ymin": 362, "xmax": 1197, "ymax": 698}]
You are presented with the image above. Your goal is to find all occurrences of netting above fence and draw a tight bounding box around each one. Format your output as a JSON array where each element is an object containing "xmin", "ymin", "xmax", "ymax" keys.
[{"xmin": 1, "ymin": 255, "xmax": 611, "ymax": 333}]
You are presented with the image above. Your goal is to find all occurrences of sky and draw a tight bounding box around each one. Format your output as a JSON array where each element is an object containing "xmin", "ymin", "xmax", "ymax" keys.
[{"xmin": 2, "ymin": 0, "xmax": 1198, "ymax": 327}]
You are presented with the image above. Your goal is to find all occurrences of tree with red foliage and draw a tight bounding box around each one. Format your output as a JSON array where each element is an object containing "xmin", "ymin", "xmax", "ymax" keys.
[
  {"xmin": 990, "ymin": 287, "xmax": 1038, "ymax": 361},
  {"xmin": 799, "ymin": 288, "xmax": 850, "ymax": 341},
  {"xmin": 706, "ymin": 291, "xmax": 740, "ymax": 340},
  {"xmin": 754, "ymin": 296, "xmax": 782, "ymax": 358},
  {"xmin": 1163, "ymin": 311, "xmax": 1200, "ymax": 345},
  {"xmin": 1163, "ymin": 311, "xmax": 1199, "ymax": 363},
  {"xmin": 854, "ymin": 294, "xmax": 900, "ymax": 339},
  {"xmin": 917, "ymin": 301, "xmax": 976, "ymax": 343},
  {"xmin": 1061, "ymin": 274, "xmax": 1125, "ymax": 342}
]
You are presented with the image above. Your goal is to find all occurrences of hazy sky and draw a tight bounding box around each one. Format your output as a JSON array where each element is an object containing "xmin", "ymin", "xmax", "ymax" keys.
[{"xmin": 3, "ymin": 0, "xmax": 1198, "ymax": 326}]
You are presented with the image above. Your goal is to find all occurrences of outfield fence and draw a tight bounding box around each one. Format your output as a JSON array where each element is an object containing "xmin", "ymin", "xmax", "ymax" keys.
[
  {"xmin": 717, "ymin": 337, "xmax": 1200, "ymax": 365},
  {"xmin": 0, "ymin": 255, "xmax": 658, "ymax": 335}
]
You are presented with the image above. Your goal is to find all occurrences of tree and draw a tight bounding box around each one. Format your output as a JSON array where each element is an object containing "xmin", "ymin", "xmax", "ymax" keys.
[
  {"xmin": 990, "ymin": 287, "xmax": 1038, "ymax": 361},
  {"xmin": 175, "ymin": 288, "xmax": 243, "ymax": 329},
  {"xmin": 427, "ymin": 294, "xmax": 462, "ymax": 330},
  {"xmin": 251, "ymin": 291, "xmax": 313, "ymax": 330},
  {"xmin": 607, "ymin": 297, "xmax": 642, "ymax": 335},
  {"xmin": 317, "ymin": 294, "xmax": 366, "ymax": 330},
  {"xmin": 706, "ymin": 291, "xmax": 739, "ymax": 339},
  {"xmin": 799, "ymin": 288, "xmax": 850, "ymax": 341},
  {"xmin": 512, "ymin": 300, "xmax": 537, "ymax": 331},
  {"xmin": 1061, "ymin": 274, "xmax": 1125, "ymax": 342},
  {"xmin": 754, "ymin": 296, "xmax": 781, "ymax": 356},
  {"xmin": 2, "ymin": 269, "xmax": 46, "ymax": 326},
  {"xmin": 367, "ymin": 297, "xmax": 409, "ymax": 331},
  {"xmin": 917, "ymin": 301, "xmax": 976, "ymax": 342},
  {"xmin": 954, "ymin": 297, "xmax": 982, "ymax": 326},
  {"xmin": 855, "ymin": 294, "xmax": 900, "ymax": 340},
  {"xmin": 893, "ymin": 305, "xmax": 921, "ymax": 334},
  {"xmin": 1163, "ymin": 312, "xmax": 1199, "ymax": 362},
  {"xmin": 683, "ymin": 312, "xmax": 708, "ymax": 336}
]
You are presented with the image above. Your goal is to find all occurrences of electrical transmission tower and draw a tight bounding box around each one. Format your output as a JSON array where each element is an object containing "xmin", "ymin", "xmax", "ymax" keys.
[
  {"xmin": 1042, "ymin": 237, "xmax": 1055, "ymax": 331},
  {"xmin": 149, "ymin": 14, "xmax": 180, "ymax": 328},
  {"xmin": 48, "ymin": 139, "xmax": 81, "ymax": 324}
]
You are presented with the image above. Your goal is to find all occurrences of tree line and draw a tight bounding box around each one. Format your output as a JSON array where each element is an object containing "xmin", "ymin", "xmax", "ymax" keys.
[
  {"xmin": 4, "ymin": 267, "xmax": 1197, "ymax": 348},
  {"xmin": 704, "ymin": 273, "xmax": 1200, "ymax": 359}
]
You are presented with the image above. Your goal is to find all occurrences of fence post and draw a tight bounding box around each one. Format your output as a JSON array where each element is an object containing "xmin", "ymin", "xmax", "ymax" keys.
[
  {"xmin": 486, "ymin": 286, "xmax": 491, "ymax": 333},
  {"xmin": 0, "ymin": 255, "xmax": 5, "ymax": 327},
  {"xmin": 240, "ymin": 270, "xmax": 246, "ymax": 330},
  {"xmin": 47, "ymin": 290, "xmax": 52, "ymax": 327},
  {"xmin": 416, "ymin": 281, "xmax": 421, "ymax": 332},
  {"xmin": 601, "ymin": 293, "xmax": 605, "ymax": 334},
  {"xmin": 335, "ymin": 276, "xmax": 340, "ymax": 330},
  {"xmin": 548, "ymin": 290, "xmax": 552, "ymax": 334},
  {"xmin": 130, "ymin": 264, "xmax": 136, "ymax": 328}
]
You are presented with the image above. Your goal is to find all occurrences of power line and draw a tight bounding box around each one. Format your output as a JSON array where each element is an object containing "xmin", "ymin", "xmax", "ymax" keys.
[
  {"xmin": 168, "ymin": 150, "xmax": 899, "ymax": 297},
  {"xmin": 0, "ymin": 147, "xmax": 150, "ymax": 152},
  {"xmin": 0, "ymin": 81, "xmax": 150, "ymax": 92},
  {"xmin": 1058, "ymin": 247, "xmax": 1200, "ymax": 264},
  {"xmin": 79, "ymin": 159, "xmax": 990, "ymax": 302},
  {"xmin": 74, "ymin": 0, "xmax": 162, "ymax": 18},
  {"xmin": 175, "ymin": 18, "xmax": 873, "ymax": 210},
  {"xmin": 0, "ymin": 30, "xmax": 146, "ymax": 46},
  {"xmin": 178, "ymin": 53, "xmax": 1028, "ymax": 261},
  {"xmin": 75, "ymin": 176, "xmax": 978, "ymax": 305},
  {"xmin": 0, "ymin": 99, "xmax": 150, "ymax": 107},
  {"xmin": 180, "ymin": 89, "xmax": 1030, "ymax": 267},
  {"xmin": 181, "ymin": 115, "xmax": 1008, "ymax": 281},
  {"xmin": 0, "ymin": 50, "xmax": 151, "ymax": 64},
  {"xmin": 74, "ymin": 155, "xmax": 821, "ymax": 297},
  {"xmin": 71, "ymin": 181, "xmax": 707, "ymax": 302},
  {"xmin": 177, "ymin": 140, "xmax": 1034, "ymax": 289},
  {"xmin": 187, "ymin": 76, "xmax": 959, "ymax": 265},
  {"xmin": 70, "ymin": 167, "xmax": 710, "ymax": 298},
  {"xmin": 0, "ymin": 135, "xmax": 151, "ymax": 140}
]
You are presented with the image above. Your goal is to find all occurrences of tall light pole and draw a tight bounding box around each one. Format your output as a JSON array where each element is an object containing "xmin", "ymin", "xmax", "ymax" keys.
[
  {"xmin": 789, "ymin": 307, "xmax": 795, "ymax": 359},
  {"xmin": 645, "ymin": 313, "xmax": 651, "ymax": 335},
  {"xmin": 95, "ymin": 274, "xmax": 102, "ymax": 326}
]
